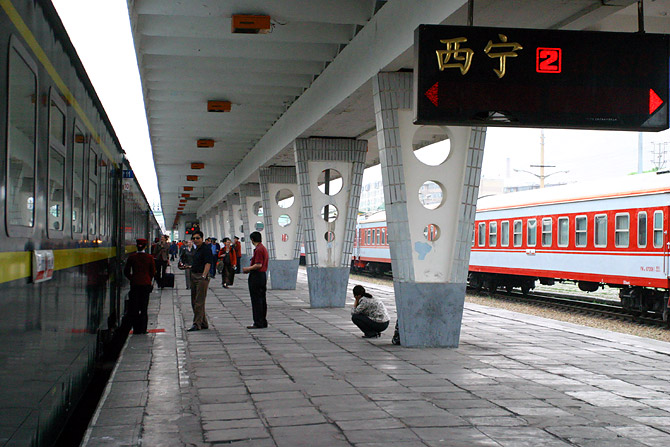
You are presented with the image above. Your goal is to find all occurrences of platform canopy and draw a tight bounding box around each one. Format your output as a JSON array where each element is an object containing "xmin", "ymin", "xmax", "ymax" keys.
[{"xmin": 126, "ymin": 0, "xmax": 669, "ymax": 229}]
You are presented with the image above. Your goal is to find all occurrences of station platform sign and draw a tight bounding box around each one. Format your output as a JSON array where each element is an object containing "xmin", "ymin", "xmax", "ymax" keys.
[{"xmin": 414, "ymin": 25, "xmax": 669, "ymax": 131}]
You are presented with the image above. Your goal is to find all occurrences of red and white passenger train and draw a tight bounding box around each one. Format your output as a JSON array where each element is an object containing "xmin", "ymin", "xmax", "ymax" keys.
[{"xmin": 353, "ymin": 173, "xmax": 670, "ymax": 320}]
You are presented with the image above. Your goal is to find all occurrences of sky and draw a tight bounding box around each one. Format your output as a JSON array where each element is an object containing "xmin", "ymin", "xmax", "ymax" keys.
[
  {"xmin": 51, "ymin": 0, "xmax": 164, "ymax": 229},
  {"xmin": 51, "ymin": 1, "xmax": 670, "ymax": 226}
]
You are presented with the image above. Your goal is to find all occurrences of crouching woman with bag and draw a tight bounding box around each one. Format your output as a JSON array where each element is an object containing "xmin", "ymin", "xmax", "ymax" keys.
[{"xmin": 351, "ymin": 285, "xmax": 389, "ymax": 339}]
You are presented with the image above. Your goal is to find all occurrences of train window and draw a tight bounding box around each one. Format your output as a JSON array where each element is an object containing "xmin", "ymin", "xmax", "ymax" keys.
[
  {"xmin": 48, "ymin": 89, "xmax": 67, "ymax": 236},
  {"xmin": 381, "ymin": 228, "xmax": 386, "ymax": 245},
  {"xmin": 7, "ymin": 41, "xmax": 38, "ymax": 230},
  {"xmin": 557, "ymin": 217, "xmax": 569, "ymax": 247},
  {"xmin": 575, "ymin": 216, "xmax": 587, "ymax": 247},
  {"xmin": 376, "ymin": 229, "xmax": 380, "ymax": 245},
  {"xmin": 478, "ymin": 222, "xmax": 486, "ymax": 246},
  {"xmin": 72, "ymin": 126, "xmax": 85, "ymax": 234},
  {"xmin": 527, "ymin": 219, "xmax": 537, "ymax": 246},
  {"xmin": 594, "ymin": 214, "xmax": 607, "ymax": 247},
  {"xmin": 542, "ymin": 218, "xmax": 552, "ymax": 247},
  {"xmin": 513, "ymin": 220, "xmax": 522, "ymax": 247},
  {"xmin": 366, "ymin": 229, "xmax": 371, "ymax": 245},
  {"xmin": 88, "ymin": 151, "xmax": 98, "ymax": 236},
  {"xmin": 99, "ymin": 161, "xmax": 107, "ymax": 236},
  {"xmin": 638, "ymin": 212, "xmax": 647, "ymax": 248},
  {"xmin": 653, "ymin": 211, "xmax": 663, "ymax": 248},
  {"xmin": 500, "ymin": 221, "xmax": 509, "ymax": 246},
  {"xmin": 615, "ymin": 213, "xmax": 629, "ymax": 248},
  {"xmin": 489, "ymin": 221, "xmax": 497, "ymax": 246}
]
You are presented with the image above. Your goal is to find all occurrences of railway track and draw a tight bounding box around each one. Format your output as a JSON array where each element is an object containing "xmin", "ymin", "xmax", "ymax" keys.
[
  {"xmin": 472, "ymin": 287, "xmax": 669, "ymax": 328},
  {"xmin": 349, "ymin": 270, "xmax": 669, "ymax": 329}
]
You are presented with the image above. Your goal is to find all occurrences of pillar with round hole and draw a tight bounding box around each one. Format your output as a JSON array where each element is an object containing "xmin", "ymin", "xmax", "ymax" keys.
[
  {"xmin": 373, "ymin": 71, "xmax": 486, "ymax": 347},
  {"xmin": 295, "ymin": 138, "xmax": 366, "ymax": 308},
  {"xmin": 226, "ymin": 193, "xmax": 248, "ymax": 268},
  {"xmin": 239, "ymin": 183, "xmax": 265, "ymax": 265},
  {"xmin": 259, "ymin": 167, "xmax": 303, "ymax": 290}
]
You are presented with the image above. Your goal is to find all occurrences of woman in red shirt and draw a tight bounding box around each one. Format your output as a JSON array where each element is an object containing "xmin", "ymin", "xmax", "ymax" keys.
[{"xmin": 218, "ymin": 237, "xmax": 237, "ymax": 288}]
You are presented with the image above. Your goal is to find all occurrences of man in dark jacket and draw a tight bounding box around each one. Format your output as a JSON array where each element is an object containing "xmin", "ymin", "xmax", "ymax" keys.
[
  {"xmin": 124, "ymin": 238, "xmax": 156, "ymax": 334},
  {"xmin": 188, "ymin": 231, "xmax": 214, "ymax": 331}
]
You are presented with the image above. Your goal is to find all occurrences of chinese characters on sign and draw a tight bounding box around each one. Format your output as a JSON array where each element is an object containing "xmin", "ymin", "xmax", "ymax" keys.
[
  {"xmin": 415, "ymin": 25, "xmax": 669, "ymax": 131},
  {"xmin": 436, "ymin": 34, "xmax": 523, "ymax": 78}
]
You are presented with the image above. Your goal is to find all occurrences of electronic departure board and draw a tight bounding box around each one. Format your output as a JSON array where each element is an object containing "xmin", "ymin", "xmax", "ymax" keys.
[{"xmin": 414, "ymin": 25, "xmax": 669, "ymax": 131}]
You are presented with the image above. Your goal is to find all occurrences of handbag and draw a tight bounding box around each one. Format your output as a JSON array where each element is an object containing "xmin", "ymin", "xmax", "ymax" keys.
[{"xmin": 216, "ymin": 259, "xmax": 224, "ymax": 274}]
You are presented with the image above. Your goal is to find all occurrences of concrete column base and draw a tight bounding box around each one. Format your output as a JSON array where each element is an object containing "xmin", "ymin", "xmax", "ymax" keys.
[
  {"xmin": 306, "ymin": 267, "xmax": 349, "ymax": 308},
  {"xmin": 269, "ymin": 259, "xmax": 300, "ymax": 290},
  {"xmin": 394, "ymin": 282, "xmax": 466, "ymax": 348}
]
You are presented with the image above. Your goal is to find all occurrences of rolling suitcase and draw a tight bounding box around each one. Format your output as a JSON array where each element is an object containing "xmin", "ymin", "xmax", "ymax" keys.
[{"xmin": 161, "ymin": 265, "xmax": 175, "ymax": 288}]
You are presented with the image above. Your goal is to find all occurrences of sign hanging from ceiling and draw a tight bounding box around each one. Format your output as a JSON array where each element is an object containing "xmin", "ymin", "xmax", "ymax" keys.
[{"xmin": 414, "ymin": 25, "xmax": 669, "ymax": 131}]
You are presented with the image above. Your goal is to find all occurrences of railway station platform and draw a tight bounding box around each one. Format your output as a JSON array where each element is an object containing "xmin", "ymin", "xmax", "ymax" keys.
[{"xmin": 83, "ymin": 270, "xmax": 670, "ymax": 447}]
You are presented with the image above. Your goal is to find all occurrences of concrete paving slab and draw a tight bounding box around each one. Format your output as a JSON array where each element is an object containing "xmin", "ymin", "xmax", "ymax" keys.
[{"xmin": 84, "ymin": 270, "xmax": 670, "ymax": 447}]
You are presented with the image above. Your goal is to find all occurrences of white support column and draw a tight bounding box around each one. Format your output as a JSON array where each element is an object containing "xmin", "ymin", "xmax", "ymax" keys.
[
  {"xmin": 259, "ymin": 167, "xmax": 303, "ymax": 290},
  {"xmin": 218, "ymin": 203, "xmax": 228, "ymax": 240},
  {"xmin": 295, "ymin": 138, "xmax": 366, "ymax": 308},
  {"xmin": 239, "ymin": 183, "xmax": 264, "ymax": 262},
  {"xmin": 373, "ymin": 72, "xmax": 486, "ymax": 347},
  {"xmin": 226, "ymin": 193, "xmax": 248, "ymax": 267}
]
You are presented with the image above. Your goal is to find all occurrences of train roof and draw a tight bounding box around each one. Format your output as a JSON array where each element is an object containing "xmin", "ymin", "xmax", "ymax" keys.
[
  {"xmin": 359, "ymin": 210, "xmax": 386, "ymax": 224},
  {"xmin": 477, "ymin": 172, "xmax": 670, "ymax": 212}
]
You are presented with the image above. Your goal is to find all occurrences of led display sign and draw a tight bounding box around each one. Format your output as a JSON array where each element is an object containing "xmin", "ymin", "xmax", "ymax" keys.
[{"xmin": 414, "ymin": 25, "xmax": 669, "ymax": 131}]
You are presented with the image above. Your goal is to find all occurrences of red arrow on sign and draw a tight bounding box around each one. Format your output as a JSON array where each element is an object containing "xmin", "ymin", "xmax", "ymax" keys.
[
  {"xmin": 425, "ymin": 82, "xmax": 439, "ymax": 107},
  {"xmin": 650, "ymin": 88, "xmax": 663, "ymax": 115}
]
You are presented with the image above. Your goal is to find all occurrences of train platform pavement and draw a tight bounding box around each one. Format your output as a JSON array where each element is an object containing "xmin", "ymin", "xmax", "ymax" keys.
[{"xmin": 82, "ymin": 269, "xmax": 670, "ymax": 447}]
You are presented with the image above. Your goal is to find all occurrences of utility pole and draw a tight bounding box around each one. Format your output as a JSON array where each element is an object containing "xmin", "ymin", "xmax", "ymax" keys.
[{"xmin": 515, "ymin": 130, "xmax": 568, "ymax": 188}]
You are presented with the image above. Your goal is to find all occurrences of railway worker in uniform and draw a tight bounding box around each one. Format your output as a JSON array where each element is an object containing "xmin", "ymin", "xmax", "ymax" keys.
[
  {"xmin": 154, "ymin": 234, "xmax": 170, "ymax": 287},
  {"xmin": 234, "ymin": 236, "xmax": 243, "ymax": 274},
  {"xmin": 123, "ymin": 238, "xmax": 156, "ymax": 335},
  {"xmin": 351, "ymin": 285, "xmax": 390, "ymax": 338},
  {"xmin": 243, "ymin": 231, "xmax": 268, "ymax": 329},
  {"xmin": 218, "ymin": 237, "xmax": 237, "ymax": 288},
  {"xmin": 188, "ymin": 231, "xmax": 214, "ymax": 331}
]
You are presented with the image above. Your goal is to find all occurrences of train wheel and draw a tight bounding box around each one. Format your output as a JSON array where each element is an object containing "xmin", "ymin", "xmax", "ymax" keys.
[
  {"xmin": 505, "ymin": 285, "xmax": 513, "ymax": 293},
  {"xmin": 521, "ymin": 285, "xmax": 531, "ymax": 295}
]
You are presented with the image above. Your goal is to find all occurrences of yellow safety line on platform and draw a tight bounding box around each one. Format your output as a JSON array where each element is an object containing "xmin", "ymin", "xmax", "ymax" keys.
[{"xmin": 0, "ymin": 0, "xmax": 118, "ymax": 166}]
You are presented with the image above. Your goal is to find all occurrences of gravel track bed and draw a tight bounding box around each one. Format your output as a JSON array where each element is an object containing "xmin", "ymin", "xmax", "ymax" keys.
[{"xmin": 349, "ymin": 273, "xmax": 670, "ymax": 343}]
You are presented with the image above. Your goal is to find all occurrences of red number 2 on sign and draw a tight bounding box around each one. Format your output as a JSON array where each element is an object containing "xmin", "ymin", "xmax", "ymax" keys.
[{"xmin": 536, "ymin": 48, "xmax": 562, "ymax": 73}]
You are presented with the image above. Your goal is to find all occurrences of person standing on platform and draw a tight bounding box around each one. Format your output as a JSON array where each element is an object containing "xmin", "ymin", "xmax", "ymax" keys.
[
  {"xmin": 243, "ymin": 231, "xmax": 268, "ymax": 329},
  {"xmin": 188, "ymin": 231, "xmax": 213, "ymax": 331},
  {"xmin": 351, "ymin": 285, "xmax": 390, "ymax": 338},
  {"xmin": 154, "ymin": 234, "xmax": 170, "ymax": 287},
  {"xmin": 234, "ymin": 236, "xmax": 242, "ymax": 274},
  {"xmin": 123, "ymin": 238, "xmax": 156, "ymax": 334},
  {"xmin": 169, "ymin": 241, "xmax": 178, "ymax": 261},
  {"xmin": 179, "ymin": 239, "xmax": 195, "ymax": 290},
  {"xmin": 218, "ymin": 237, "xmax": 237, "ymax": 288}
]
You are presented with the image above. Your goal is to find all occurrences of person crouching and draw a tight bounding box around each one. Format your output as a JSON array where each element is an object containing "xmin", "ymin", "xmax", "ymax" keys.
[{"xmin": 351, "ymin": 285, "xmax": 389, "ymax": 338}]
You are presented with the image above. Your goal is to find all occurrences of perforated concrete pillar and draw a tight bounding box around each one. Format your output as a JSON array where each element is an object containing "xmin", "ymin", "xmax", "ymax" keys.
[
  {"xmin": 240, "ymin": 183, "xmax": 264, "ymax": 266},
  {"xmin": 295, "ymin": 138, "xmax": 366, "ymax": 307},
  {"xmin": 373, "ymin": 72, "xmax": 486, "ymax": 347},
  {"xmin": 226, "ymin": 193, "xmax": 248, "ymax": 267},
  {"xmin": 259, "ymin": 167, "xmax": 303, "ymax": 290}
]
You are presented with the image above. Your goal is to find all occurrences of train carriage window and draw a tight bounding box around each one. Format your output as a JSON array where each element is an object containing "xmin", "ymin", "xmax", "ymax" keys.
[
  {"xmin": 88, "ymin": 151, "xmax": 98, "ymax": 236},
  {"xmin": 366, "ymin": 229, "xmax": 371, "ymax": 245},
  {"xmin": 48, "ymin": 89, "xmax": 67, "ymax": 236},
  {"xmin": 653, "ymin": 211, "xmax": 663, "ymax": 248},
  {"xmin": 7, "ymin": 41, "xmax": 38, "ymax": 230},
  {"xmin": 615, "ymin": 213, "xmax": 629, "ymax": 248},
  {"xmin": 478, "ymin": 222, "xmax": 486, "ymax": 246},
  {"xmin": 500, "ymin": 221, "xmax": 509, "ymax": 247},
  {"xmin": 381, "ymin": 228, "xmax": 386, "ymax": 246},
  {"xmin": 376, "ymin": 229, "xmax": 380, "ymax": 245},
  {"xmin": 638, "ymin": 212, "xmax": 647, "ymax": 248},
  {"xmin": 489, "ymin": 221, "xmax": 497, "ymax": 247},
  {"xmin": 513, "ymin": 220, "xmax": 522, "ymax": 247},
  {"xmin": 527, "ymin": 219, "xmax": 537, "ymax": 246},
  {"xmin": 72, "ymin": 126, "xmax": 85, "ymax": 234},
  {"xmin": 558, "ymin": 217, "xmax": 569, "ymax": 247},
  {"xmin": 575, "ymin": 216, "xmax": 587, "ymax": 247},
  {"xmin": 99, "ymin": 161, "xmax": 107, "ymax": 236},
  {"xmin": 542, "ymin": 218, "xmax": 552, "ymax": 247},
  {"xmin": 594, "ymin": 214, "xmax": 607, "ymax": 247}
]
